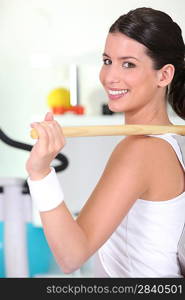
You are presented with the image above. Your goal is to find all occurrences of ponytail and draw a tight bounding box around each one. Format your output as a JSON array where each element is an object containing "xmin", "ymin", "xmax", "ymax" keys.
[{"xmin": 168, "ymin": 66, "xmax": 185, "ymax": 120}]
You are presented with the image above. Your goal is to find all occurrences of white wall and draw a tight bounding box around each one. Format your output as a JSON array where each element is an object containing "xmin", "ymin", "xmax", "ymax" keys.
[{"xmin": 0, "ymin": 0, "xmax": 185, "ymax": 211}]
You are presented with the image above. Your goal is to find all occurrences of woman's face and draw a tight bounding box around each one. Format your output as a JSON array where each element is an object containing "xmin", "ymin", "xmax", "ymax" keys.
[{"xmin": 99, "ymin": 32, "xmax": 162, "ymax": 114}]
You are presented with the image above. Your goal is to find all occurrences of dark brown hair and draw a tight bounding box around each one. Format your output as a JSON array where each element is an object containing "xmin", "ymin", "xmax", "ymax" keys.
[{"xmin": 109, "ymin": 7, "xmax": 185, "ymax": 119}]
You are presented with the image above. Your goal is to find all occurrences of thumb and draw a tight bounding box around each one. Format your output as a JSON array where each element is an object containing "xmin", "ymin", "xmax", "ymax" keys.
[{"xmin": 44, "ymin": 111, "xmax": 54, "ymax": 121}]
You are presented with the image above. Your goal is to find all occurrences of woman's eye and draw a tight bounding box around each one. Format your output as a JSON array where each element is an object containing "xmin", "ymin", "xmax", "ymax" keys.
[
  {"xmin": 122, "ymin": 62, "xmax": 135, "ymax": 68},
  {"xmin": 103, "ymin": 58, "xmax": 112, "ymax": 65}
]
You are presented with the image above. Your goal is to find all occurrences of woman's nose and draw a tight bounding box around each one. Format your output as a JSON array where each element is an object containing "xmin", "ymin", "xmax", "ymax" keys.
[{"xmin": 104, "ymin": 67, "xmax": 121, "ymax": 84}]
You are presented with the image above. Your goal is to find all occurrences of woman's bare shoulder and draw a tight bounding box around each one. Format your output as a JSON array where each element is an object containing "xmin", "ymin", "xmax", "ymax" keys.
[
  {"xmin": 111, "ymin": 135, "xmax": 170, "ymax": 179},
  {"xmin": 117, "ymin": 134, "xmax": 170, "ymax": 158},
  {"xmin": 114, "ymin": 135, "xmax": 156, "ymax": 160}
]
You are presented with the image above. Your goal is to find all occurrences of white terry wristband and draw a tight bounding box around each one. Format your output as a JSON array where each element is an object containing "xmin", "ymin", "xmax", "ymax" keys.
[{"xmin": 27, "ymin": 167, "xmax": 64, "ymax": 212}]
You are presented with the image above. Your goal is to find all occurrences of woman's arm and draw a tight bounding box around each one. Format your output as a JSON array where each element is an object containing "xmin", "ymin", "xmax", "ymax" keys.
[{"xmin": 26, "ymin": 113, "xmax": 151, "ymax": 273}]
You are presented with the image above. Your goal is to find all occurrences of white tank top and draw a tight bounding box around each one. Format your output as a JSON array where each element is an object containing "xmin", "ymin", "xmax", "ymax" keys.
[{"xmin": 93, "ymin": 133, "xmax": 185, "ymax": 278}]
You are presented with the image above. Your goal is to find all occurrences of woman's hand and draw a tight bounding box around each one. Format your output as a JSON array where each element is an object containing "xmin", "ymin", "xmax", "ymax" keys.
[{"xmin": 26, "ymin": 112, "xmax": 66, "ymax": 180}]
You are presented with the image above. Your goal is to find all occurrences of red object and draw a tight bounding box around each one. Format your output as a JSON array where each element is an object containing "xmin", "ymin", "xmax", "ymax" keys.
[{"xmin": 52, "ymin": 106, "xmax": 85, "ymax": 115}]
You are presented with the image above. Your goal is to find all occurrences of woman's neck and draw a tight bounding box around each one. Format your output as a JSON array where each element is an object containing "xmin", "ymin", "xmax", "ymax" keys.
[{"xmin": 124, "ymin": 102, "xmax": 173, "ymax": 126}]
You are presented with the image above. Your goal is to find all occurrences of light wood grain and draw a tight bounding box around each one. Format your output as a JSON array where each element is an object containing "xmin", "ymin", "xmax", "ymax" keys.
[{"xmin": 30, "ymin": 124, "xmax": 185, "ymax": 139}]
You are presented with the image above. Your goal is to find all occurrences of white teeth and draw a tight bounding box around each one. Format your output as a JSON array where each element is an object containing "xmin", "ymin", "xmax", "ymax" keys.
[{"xmin": 108, "ymin": 89, "xmax": 128, "ymax": 95}]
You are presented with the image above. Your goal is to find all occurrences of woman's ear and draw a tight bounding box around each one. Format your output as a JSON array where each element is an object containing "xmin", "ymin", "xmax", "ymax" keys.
[{"xmin": 157, "ymin": 64, "xmax": 175, "ymax": 88}]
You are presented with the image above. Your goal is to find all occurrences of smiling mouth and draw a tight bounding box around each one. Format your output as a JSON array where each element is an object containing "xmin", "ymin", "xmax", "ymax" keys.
[
  {"xmin": 107, "ymin": 89, "xmax": 129, "ymax": 100},
  {"xmin": 108, "ymin": 89, "xmax": 129, "ymax": 95}
]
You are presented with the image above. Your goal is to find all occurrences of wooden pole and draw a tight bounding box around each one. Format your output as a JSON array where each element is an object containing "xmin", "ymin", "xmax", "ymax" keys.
[{"xmin": 30, "ymin": 124, "xmax": 185, "ymax": 139}]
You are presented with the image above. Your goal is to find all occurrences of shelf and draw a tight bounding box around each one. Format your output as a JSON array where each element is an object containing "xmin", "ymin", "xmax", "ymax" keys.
[
  {"xmin": 54, "ymin": 114, "xmax": 123, "ymax": 126},
  {"xmin": 54, "ymin": 113, "xmax": 185, "ymax": 126}
]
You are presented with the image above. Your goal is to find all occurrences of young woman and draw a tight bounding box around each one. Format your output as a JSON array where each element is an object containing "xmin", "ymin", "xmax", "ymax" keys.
[{"xmin": 26, "ymin": 7, "xmax": 185, "ymax": 277}]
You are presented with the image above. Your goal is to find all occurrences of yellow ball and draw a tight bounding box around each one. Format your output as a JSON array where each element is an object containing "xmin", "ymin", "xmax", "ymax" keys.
[{"xmin": 47, "ymin": 87, "xmax": 71, "ymax": 108}]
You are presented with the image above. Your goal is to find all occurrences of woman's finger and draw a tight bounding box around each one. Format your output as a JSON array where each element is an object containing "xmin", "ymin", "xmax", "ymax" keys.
[
  {"xmin": 44, "ymin": 111, "xmax": 54, "ymax": 122},
  {"xmin": 43, "ymin": 120, "xmax": 65, "ymax": 152},
  {"xmin": 53, "ymin": 120, "xmax": 66, "ymax": 148},
  {"xmin": 46, "ymin": 122, "xmax": 61, "ymax": 151},
  {"xmin": 31, "ymin": 122, "xmax": 50, "ymax": 151},
  {"xmin": 40, "ymin": 122, "xmax": 57, "ymax": 153}
]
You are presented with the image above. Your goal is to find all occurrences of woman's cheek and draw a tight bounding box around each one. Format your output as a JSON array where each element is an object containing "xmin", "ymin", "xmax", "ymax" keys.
[{"xmin": 99, "ymin": 67, "xmax": 105, "ymax": 86}]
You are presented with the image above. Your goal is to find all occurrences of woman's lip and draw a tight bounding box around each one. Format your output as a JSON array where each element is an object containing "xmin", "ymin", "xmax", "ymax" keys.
[
  {"xmin": 107, "ymin": 87, "xmax": 128, "ymax": 90},
  {"xmin": 107, "ymin": 91, "xmax": 129, "ymax": 100}
]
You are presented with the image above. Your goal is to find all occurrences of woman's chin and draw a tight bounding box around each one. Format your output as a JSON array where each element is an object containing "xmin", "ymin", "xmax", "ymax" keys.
[{"xmin": 108, "ymin": 103, "xmax": 124, "ymax": 113}]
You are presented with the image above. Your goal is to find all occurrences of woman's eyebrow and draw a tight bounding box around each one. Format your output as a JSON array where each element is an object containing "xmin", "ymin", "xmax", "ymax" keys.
[{"xmin": 102, "ymin": 52, "xmax": 139, "ymax": 61}]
